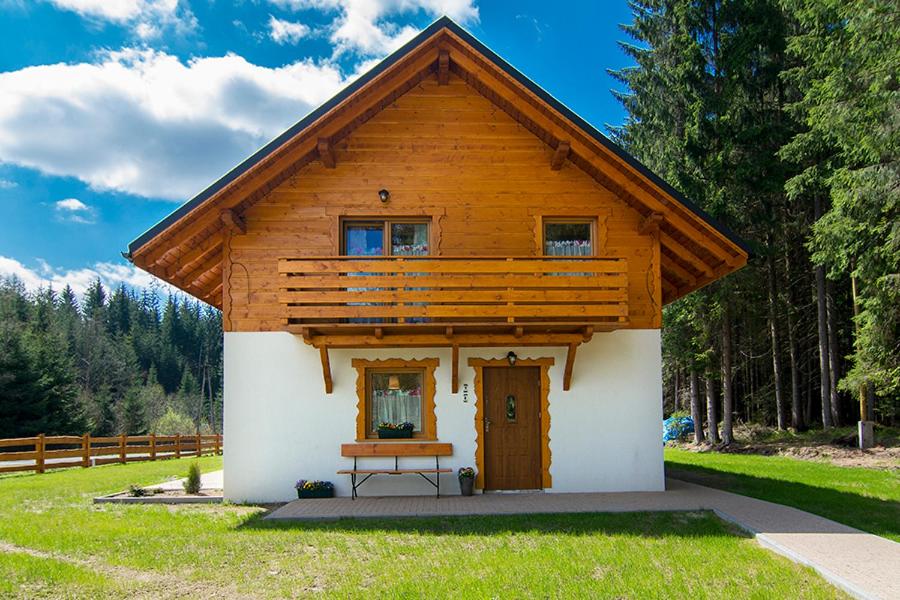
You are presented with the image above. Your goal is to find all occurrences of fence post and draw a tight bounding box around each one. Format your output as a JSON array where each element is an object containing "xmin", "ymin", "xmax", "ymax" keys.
[
  {"xmin": 150, "ymin": 433, "xmax": 156, "ymax": 461},
  {"xmin": 214, "ymin": 433, "xmax": 220, "ymax": 456},
  {"xmin": 175, "ymin": 434, "xmax": 181, "ymax": 459},
  {"xmin": 82, "ymin": 433, "xmax": 90, "ymax": 468},
  {"xmin": 196, "ymin": 432, "xmax": 202, "ymax": 457},
  {"xmin": 119, "ymin": 434, "xmax": 126, "ymax": 464},
  {"xmin": 36, "ymin": 433, "xmax": 45, "ymax": 474}
]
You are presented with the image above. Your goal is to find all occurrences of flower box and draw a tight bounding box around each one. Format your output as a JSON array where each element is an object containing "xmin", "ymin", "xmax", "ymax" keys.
[
  {"xmin": 294, "ymin": 480, "xmax": 334, "ymax": 499},
  {"xmin": 296, "ymin": 487, "xmax": 335, "ymax": 499},
  {"xmin": 377, "ymin": 427, "xmax": 413, "ymax": 439}
]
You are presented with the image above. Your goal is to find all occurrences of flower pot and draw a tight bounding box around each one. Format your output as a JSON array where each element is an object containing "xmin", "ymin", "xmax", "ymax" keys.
[
  {"xmin": 296, "ymin": 488, "xmax": 334, "ymax": 499},
  {"xmin": 459, "ymin": 477, "xmax": 474, "ymax": 496},
  {"xmin": 377, "ymin": 428, "xmax": 413, "ymax": 439}
]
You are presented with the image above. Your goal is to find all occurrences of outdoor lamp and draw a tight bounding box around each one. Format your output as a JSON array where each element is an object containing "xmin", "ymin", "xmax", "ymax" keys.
[
  {"xmin": 378, "ymin": 188, "xmax": 391, "ymax": 203},
  {"xmin": 507, "ymin": 351, "xmax": 517, "ymax": 366}
]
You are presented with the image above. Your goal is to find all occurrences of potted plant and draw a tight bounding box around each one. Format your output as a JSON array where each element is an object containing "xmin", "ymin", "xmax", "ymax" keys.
[
  {"xmin": 377, "ymin": 421, "xmax": 414, "ymax": 439},
  {"xmin": 458, "ymin": 467, "xmax": 476, "ymax": 496},
  {"xmin": 294, "ymin": 480, "xmax": 335, "ymax": 499}
]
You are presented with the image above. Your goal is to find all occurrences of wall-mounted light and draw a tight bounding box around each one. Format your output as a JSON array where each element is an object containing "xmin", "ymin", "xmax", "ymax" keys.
[
  {"xmin": 378, "ymin": 188, "xmax": 391, "ymax": 203},
  {"xmin": 506, "ymin": 351, "xmax": 517, "ymax": 366}
]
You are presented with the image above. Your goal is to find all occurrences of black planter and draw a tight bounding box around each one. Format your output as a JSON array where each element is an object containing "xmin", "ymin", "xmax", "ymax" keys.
[
  {"xmin": 296, "ymin": 487, "xmax": 334, "ymax": 499},
  {"xmin": 377, "ymin": 428, "xmax": 413, "ymax": 439},
  {"xmin": 459, "ymin": 477, "xmax": 474, "ymax": 496}
]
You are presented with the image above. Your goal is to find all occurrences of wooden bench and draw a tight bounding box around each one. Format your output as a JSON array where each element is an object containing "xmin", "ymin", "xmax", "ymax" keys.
[{"xmin": 338, "ymin": 442, "xmax": 453, "ymax": 499}]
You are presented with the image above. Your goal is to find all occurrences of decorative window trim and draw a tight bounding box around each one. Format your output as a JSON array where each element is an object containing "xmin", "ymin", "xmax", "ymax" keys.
[
  {"xmin": 467, "ymin": 357, "xmax": 554, "ymax": 490},
  {"xmin": 327, "ymin": 207, "xmax": 445, "ymax": 256},
  {"xmin": 351, "ymin": 358, "xmax": 439, "ymax": 441},
  {"xmin": 530, "ymin": 209, "xmax": 610, "ymax": 256}
]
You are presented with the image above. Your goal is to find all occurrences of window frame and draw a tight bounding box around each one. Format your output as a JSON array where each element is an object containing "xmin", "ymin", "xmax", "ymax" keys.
[
  {"xmin": 351, "ymin": 358, "xmax": 439, "ymax": 441},
  {"xmin": 341, "ymin": 218, "xmax": 432, "ymax": 257},
  {"xmin": 540, "ymin": 217, "xmax": 597, "ymax": 257}
]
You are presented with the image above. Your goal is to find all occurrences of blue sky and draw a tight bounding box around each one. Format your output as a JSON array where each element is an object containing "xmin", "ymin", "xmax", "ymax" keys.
[{"xmin": 0, "ymin": 0, "xmax": 634, "ymax": 296}]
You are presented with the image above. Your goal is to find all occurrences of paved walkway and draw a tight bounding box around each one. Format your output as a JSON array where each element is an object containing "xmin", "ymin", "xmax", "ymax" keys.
[{"xmin": 267, "ymin": 478, "xmax": 900, "ymax": 600}]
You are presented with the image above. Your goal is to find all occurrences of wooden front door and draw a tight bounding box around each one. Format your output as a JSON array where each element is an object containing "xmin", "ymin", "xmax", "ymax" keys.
[{"xmin": 483, "ymin": 366, "xmax": 542, "ymax": 490}]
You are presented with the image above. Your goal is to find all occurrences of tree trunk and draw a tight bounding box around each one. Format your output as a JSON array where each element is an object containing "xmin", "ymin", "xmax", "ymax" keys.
[
  {"xmin": 826, "ymin": 280, "xmax": 842, "ymax": 425},
  {"xmin": 814, "ymin": 196, "xmax": 833, "ymax": 429},
  {"xmin": 706, "ymin": 377, "xmax": 720, "ymax": 444},
  {"xmin": 721, "ymin": 306, "xmax": 734, "ymax": 445},
  {"xmin": 690, "ymin": 369, "xmax": 705, "ymax": 444},
  {"xmin": 767, "ymin": 246, "xmax": 787, "ymax": 430},
  {"xmin": 784, "ymin": 245, "xmax": 804, "ymax": 430},
  {"xmin": 674, "ymin": 367, "xmax": 680, "ymax": 412}
]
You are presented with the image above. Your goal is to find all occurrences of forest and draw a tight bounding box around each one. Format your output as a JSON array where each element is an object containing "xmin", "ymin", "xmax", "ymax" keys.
[
  {"xmin": 613, "ymin": 0, "xmax": 898, "ymax": 441},
  {"xmin": 0, "ymin": 0, "xmax": 896, "ymax": 443},
  {"xmin": 0, "ymin": 278, "xmax": 222, "ymax": 438}
]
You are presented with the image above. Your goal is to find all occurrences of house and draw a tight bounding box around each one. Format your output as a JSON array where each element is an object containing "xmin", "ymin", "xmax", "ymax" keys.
[{"xmin": 127, "ymin": 17, "xmax": 748, "ymax": 502}]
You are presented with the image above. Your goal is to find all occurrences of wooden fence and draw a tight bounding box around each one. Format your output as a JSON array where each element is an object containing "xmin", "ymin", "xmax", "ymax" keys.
[{"xmin": 0, "ymin": 433, "xmax": 222, "ymax": 475}]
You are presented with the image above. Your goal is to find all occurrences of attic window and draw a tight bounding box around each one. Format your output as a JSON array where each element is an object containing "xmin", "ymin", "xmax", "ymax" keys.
[{"xmin": 543, "ymin": 219, "xmax": 595, "ymax": 256}]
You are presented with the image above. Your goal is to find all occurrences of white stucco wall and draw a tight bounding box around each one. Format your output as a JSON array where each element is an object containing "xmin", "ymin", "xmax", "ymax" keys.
[{"xmin": 223, "ymin": 330, "xmax": 664, "ymax": 502}]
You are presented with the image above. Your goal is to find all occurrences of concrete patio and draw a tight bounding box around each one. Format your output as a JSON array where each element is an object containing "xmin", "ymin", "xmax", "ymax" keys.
[{"xmin": 266, "ymin": 477, "xmax": 900, "ymax": 600}]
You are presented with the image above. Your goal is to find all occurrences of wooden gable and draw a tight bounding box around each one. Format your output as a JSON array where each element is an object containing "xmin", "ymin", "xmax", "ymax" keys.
[{"xmin": 128, "ymin": 17, "xmax": 748, "ymax": 321}]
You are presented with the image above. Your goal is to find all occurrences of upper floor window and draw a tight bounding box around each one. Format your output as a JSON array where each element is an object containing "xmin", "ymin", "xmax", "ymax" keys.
[
  {"xmin": 543, "ymin": 219, "xmax": 595, "ymax": 256},
  {"xmin": 343, "ymin": 219, "xmax": 429, "ymax": 256}
]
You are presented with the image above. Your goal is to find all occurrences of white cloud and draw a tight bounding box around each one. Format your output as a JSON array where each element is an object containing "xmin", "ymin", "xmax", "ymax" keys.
[
  {"xmin": 54, "ymin": 197, "xmax": 96, "ymax": 223},
  {"xmin": 268, "ymin": 0, "xmax": 479, "ymax": 57},
  {"xmin": 0, "ymin": 255, "xmax": 179, "ymax": 299},
  {"xmin": 55, "ymin": 197, "xmax": 89, "ymax": 211},
  {"xmin": 0, "ymin": 49, "xmax": 346, "ymax": 200},
  {"xmin": 0, "ymin": 178, "xmax": 16, "ymax": 189},
  {"xmin": 45, "ymin": 0, "xmax": 196, "ymax": 39},
  {"xmin": 268, "ymin": 14, "xmax": 310, "ymax": 45}
]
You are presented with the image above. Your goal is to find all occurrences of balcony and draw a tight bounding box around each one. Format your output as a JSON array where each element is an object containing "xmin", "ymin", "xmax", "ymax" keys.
[{"xmin": 278, "ymin": 256, "xmax": 629, "ymax": 346}]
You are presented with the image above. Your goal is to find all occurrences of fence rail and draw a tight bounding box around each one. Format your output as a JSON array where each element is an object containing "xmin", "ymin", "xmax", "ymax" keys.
[{"xmin": 0, "ymin": 433, "xmax": 222, "ymax": 475}]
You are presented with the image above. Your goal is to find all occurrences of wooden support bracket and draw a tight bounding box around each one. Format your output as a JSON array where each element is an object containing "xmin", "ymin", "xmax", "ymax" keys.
[
  {"xmin": 639, "ymin": 212, "xmax": 664, "ymax": 235},
  {"xmin": 550, "ymin": 140, "xmax": 571, "ymax": 170},
  {"xmin": 220, "ymin": 209, "xmax": 246, "ymax": 235},
  {"xmin": 563, "ymin": 343, "xmax": 578, "ymax": 391},
  {"xmin": 451, "ymin": 345, "xmax": 459, "ymax": 394},
  {"xmin": 438, "ymin": 49, "xmax": 450, "ymax": 85},
  {"xmin": 320, "ymin": 347, "xmax": 333, "ymax": 394},
  {"xmin": 317, "ymin": 137, "xmax": 336, "ymax": 168}
]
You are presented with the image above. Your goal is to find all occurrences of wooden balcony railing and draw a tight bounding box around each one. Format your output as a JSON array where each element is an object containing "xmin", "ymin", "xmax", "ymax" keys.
[{"xmin": 278, "ymin": 256, "xmax": 629, "ymax": 329}]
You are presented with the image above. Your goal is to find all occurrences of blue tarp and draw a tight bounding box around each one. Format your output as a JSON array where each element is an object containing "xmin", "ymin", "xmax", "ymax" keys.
[{"xmin": 663, "ymin": 416, "xmax": 694, "ymax": 442}]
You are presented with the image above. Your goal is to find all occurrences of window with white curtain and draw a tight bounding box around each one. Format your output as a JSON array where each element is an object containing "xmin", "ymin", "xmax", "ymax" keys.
[
  {"xmin": 367, "ymin": 370, "xmax": 424, "ymax": 436},
  {"xmin": 543, "ymin": 219, "xmax": 595, "ymax": 256}
]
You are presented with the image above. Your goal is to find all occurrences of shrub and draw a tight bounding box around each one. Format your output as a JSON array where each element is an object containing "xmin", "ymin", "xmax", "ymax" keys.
[
  {"xmin": 153, "ymin": 407, "xmax": 196, "ymax": 436},
  {"xmin": 183, "ymin": 462, "xmax": 202, "ymax": 494},
  {"xmin": 128, "ymin": 484, "xmax": 148, "ymax": 497}
]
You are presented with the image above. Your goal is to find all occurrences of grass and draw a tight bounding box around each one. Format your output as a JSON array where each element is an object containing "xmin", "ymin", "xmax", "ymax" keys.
[
  {"xmin": 665, "ymin": 448, "xmax": 900, "ymax": 542},
  {"xmin": 0, "ymin": 458, "xmax": 848, "ymax": 598}
]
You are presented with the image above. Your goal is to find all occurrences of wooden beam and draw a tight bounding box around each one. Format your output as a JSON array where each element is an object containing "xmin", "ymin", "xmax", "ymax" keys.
[
  {"xmin": 660, "ymin": 231, "xmax": 714, "ymax": 277},
  {"xmin": 445, "ymin": 326, "xmax": 454, "ymax": 338},
  {"xmin": 220, "ymin": 209, "xmax": 246, "ymax": 235},
  {"xmin": 317, "ymin": 137, "xmax": 336, "ymax": 168},
  {"xmin": 550, "ymin": 140, "xmax": 570, "ymax": 170},
  {"xmin": 563, "ymin": 343, "xmax": 578, "ymax": 391},
  {"xmin": 374, "ymin": 327, "xmax": 383, "ymax": 340},
  {"xmin": 319, "ymin": 347, "xmax": 333, "ymax": 394},
  {"xmin": 514, "ymin": 326, "xmax": 524, "ymax": 338},
  {"xmin": 639, "ymin": 212, "xmax": 664, "ymax": 235},
  {"xmin": 451, "ymin": 345, "xmax": 459, "ymax": 394},
  {"xmin": 582, "ymin": 325, "xmax": 594, "ymax": 342},
  {"xmin": 437, "ymin": 49, "xmax": 450, "ymax": 85}
]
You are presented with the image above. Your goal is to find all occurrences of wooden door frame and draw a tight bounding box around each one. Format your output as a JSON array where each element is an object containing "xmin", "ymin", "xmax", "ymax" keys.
[{"xmin": 468, "ymin": 357, "xmax": 554, "ymax": 490}]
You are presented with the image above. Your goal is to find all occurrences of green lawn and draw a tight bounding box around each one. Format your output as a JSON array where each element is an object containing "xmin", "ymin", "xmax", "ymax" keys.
[
  {"xmin": 665, "ymin": 448, "xmax": 900, "ymax": 542},
  {"xmin": 0, "ymin": 458, "xmax": 847, "ymax": 598}
]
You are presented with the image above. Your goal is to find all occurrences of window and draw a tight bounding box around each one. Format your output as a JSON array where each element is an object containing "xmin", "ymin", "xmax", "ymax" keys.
[
  {"xmin": 352, "ymin": 358, "xmax": 439, "ymax": 441},
  {"xmin": 343, "ymin": 219, "xmax": 430, "ymax": 256},
  {"xmin": 543, "ymin": 219, "xmax": 595, "ymax": 256},
  {"xmin": 367, "ymin": 369, "xmax": 424, "ymax": 435}
]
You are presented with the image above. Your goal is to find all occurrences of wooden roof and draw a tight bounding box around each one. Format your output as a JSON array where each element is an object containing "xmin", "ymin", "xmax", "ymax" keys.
[{"xmin": 127, "ymin": 16, "xmax": 749, "ymax": 309}]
